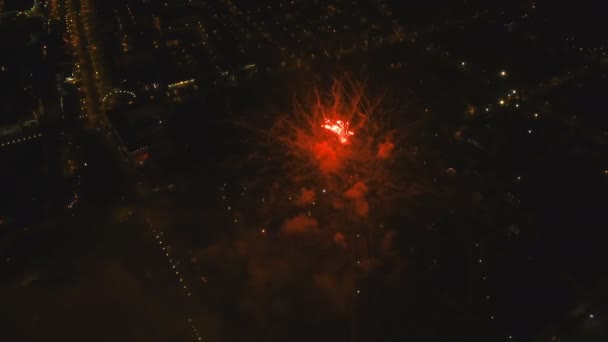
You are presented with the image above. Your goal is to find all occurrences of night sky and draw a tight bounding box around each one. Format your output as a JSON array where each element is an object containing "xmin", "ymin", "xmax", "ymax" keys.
[{"xmin": 1, "ymin": 1, "xmax": 607, "ymax": 341}]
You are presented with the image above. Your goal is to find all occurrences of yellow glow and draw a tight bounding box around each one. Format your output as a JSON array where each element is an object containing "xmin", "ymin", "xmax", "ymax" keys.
[{"xmin": 168, "ymin": 79, "xmax": 195, "ymax": 89}]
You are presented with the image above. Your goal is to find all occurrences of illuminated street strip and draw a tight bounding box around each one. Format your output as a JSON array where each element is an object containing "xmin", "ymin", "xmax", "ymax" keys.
[
  {"xmin": 146, "ymin": 219, "xmax": 203, "ymax": 341},
  {"xmin": 0, "ymin": 134, "xmax": 43, "ymax": 148},
  {"xmin": 168, "ymin": 79, "xmax": 195, "ymax": 89},
  {"xmin": 101, "ymin": 89, "xmax": 136, "ymax": 103}
]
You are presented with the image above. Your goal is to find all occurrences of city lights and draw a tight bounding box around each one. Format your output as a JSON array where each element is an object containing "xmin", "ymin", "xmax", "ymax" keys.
[
  {"xmin": 148, "ymin": 221, "xmax": 204, "ymax": 341},
  {"xmin": 0, "ymin": 133, "xmax": 42, "ymax": 148},
  {"xmin": 102, "ymin": 89, "xmax": 136, "ymax": 104}
]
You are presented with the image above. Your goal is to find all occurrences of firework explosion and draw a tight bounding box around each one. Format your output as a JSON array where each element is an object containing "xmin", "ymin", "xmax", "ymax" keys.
[
  {"xmin": 196, "ymin": 78, "xmax": 419, "ymax": 341},
  {"xmin": 271, "ymin": 78, "xmax": 404, "ymax": 213},
  {"xmin": 322, "ymin": 118, "xmax": 354, "ymax": 144}
]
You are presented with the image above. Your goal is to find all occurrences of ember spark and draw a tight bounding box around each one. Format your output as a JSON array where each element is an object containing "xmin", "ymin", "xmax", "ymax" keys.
[{"xmin": 322, "ymin": 118, "xmax": 354, "ymax": 143}]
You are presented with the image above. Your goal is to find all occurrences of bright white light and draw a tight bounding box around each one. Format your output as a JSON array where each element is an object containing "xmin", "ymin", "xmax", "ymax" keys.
[{"xmin": 322, "ymin": 118, "xmax": 354, "ymax": 143}]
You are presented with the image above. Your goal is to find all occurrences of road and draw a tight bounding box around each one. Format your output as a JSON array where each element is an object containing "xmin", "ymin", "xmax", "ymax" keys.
[{"xmin": 0, "ymin": 1, "xmax": 208, "ymax": 340}]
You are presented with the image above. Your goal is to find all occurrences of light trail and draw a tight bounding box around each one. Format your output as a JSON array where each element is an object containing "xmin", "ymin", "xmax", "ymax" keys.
[
  {"xmin": 147, "ymin": 219, "xmax": 204, "ymax": 341},
  {"xmin": 0, "ymin": 133, "xmax": 43, "ymax": 148}
]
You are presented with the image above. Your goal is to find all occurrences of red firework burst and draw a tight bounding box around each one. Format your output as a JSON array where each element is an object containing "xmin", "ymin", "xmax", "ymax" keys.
[{"xmin": 321, "ymin": 118, "xmax": 354, "ymax": 144}]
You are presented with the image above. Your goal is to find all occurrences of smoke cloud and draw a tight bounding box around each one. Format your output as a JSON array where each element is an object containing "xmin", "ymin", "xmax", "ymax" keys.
[
  {"xmin": 377, "ymin": 140, "xmax": 395, "ymax": 159},
  {"xmin": 313, "ymin": 142, "xmax": 339, "ymax": 173},
  {"xmin": 296, "ymin": 187, "xmax": 316, "ymax": 206},
  {"xmin": 281, "ymin": 214, "xmax": 319, "ymax": 234},
  {"xmin": 344, "ymin": 181, "xmax": 369, "ymax": 217}
]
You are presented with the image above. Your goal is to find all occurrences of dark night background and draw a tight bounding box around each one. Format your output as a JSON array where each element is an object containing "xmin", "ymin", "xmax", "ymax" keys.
[{"xmin": 1, "ymin": 0, "xmax": 607, "ymax": 341}]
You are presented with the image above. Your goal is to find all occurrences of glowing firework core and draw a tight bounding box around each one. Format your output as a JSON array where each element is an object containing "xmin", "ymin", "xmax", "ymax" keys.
[{"xmin": 322, "ymin": 118, "xmax": 354, "ymax": 143}]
